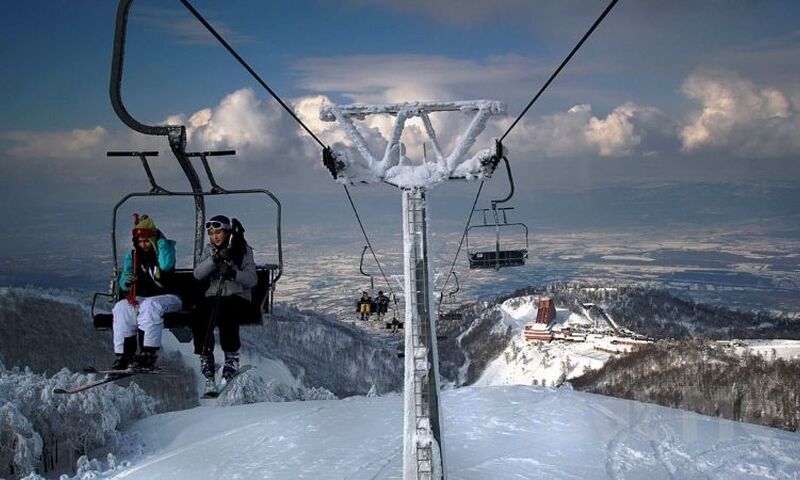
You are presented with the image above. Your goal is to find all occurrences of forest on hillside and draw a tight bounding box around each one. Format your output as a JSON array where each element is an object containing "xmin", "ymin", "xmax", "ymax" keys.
[{"xmin": 571, "ymin": 339, "xmax": 800, "ymax": 432}]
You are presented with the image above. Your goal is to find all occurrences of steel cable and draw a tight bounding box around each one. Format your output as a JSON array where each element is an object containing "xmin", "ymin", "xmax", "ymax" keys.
[{"xmin": 500, "ymin": 0, "xmax": 620, "ymax": 142}]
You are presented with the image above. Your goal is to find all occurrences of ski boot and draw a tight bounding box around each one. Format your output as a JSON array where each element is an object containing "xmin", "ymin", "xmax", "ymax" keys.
[
  {"xmin": 203, "ymin": 377, "xmax": 218, "ymax": 397},
  {"xmin": 109, "ymin": 335, "xmax": 137, "ymax": 372},
  {"xmin": 221, "ymin": 351, "xmax": 240, "ymax": 383},
  {"xmin": 132, "ymin": 347, "xmax": 159, "ymax": 372},
  {"xmin": 110, "ymin": 354, "xmax": 134, "ymax": 371},
  {"xmin": 200, "ymin": 353, "xmax": 215, "ymax": 379}
]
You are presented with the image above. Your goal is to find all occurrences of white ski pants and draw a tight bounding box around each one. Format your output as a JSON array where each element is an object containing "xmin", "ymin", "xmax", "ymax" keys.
[{"xmin": 112, "ymin": 294, "xmax": 182, "ymax": 353}]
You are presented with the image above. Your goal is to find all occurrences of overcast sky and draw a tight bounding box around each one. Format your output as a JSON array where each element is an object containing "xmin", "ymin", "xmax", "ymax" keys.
[{"xmin": 1, "ymin": 1, "xmax": 799, "ymax": 269}]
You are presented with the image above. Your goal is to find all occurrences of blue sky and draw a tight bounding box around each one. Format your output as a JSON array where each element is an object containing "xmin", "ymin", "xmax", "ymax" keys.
[{"xmin": 1, "ymin": 1, "xmax": 799, "ymax": 282}]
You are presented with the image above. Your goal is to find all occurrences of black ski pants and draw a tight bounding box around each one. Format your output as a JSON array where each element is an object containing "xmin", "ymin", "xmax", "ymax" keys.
[{"xmin": 192, "ymin": 295, "xmax": 250, "ymax": 354}]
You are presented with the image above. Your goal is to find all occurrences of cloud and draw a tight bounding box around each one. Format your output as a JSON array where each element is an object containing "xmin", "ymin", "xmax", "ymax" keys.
[
  {"xmin": 132, "ymin": 6, "xmax": 253, "ymax": 46},
  {"xmin": 510, "ymin": 103, "xmax": 674, "ymax": 158},
  {"xmin": 2, "ymin": 126, "xmax": 109, "ymax": 159},
  {"xmin": 1, "ymin": 88, "xmax": 327, "ymax": 194},
  {"xmin": 294, "ymin": 54, "xmax": 554, "ymax": 106},
  {"xmin": 680, "ymin": 70, "xmax": 800, "ymax": 157}
]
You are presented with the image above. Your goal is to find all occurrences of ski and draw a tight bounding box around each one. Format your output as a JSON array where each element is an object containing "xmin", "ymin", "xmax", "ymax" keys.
[
  {"xmin": 53, "ymin": 371, "xmax": 137, "ymax": 394},
  {"xmin": 201, "ymin": 365, "xmax": 253, "ymax": 399},
  {"xmin": 53, "ymin": 366, "xmax": 165, "ymax": 395},
  {"xmin": 82, "ymin": 366, "xmax": 164, "ymax": 375}
]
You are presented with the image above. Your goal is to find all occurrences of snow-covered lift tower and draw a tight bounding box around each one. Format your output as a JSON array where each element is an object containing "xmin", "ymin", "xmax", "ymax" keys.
[{"xmin": 320, "ymin": 100, "xmax": 505, "ymax": 480}]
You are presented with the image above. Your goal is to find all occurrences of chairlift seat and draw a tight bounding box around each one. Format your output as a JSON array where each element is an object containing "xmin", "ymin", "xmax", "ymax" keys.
[
  {"xmin": 93, "ymin": 267, "xmax": 276, "ymax": 340},
  {"xmin": 468, "ymin": 249, "xmax": 527, "ymax": 269},
  {"xmin": 355, "ymin": 301, "xmax": 376, "ymax": 314},
  {"xmin": 439, "ymin": 311, "xmax": 463, "ymax": 321},
  {"xmin": 385, "ymin": 319, "xmax": 404, "ymax": 330}
]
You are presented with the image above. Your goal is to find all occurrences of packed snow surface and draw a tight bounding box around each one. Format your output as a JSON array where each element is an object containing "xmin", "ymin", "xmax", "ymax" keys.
[{"xmin": 98, "ymin": 386, "xmax": 800, "ymax": 480}]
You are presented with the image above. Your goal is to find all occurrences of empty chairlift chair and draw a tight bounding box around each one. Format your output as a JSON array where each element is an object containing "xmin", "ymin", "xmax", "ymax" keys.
[{"xmin": 465, "ymin": 156, "xmax": 529, "ymax": 270}]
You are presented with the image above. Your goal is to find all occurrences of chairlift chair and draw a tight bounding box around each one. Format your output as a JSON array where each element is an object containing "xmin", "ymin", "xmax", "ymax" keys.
[
  {"xmin": 438, "ymin": 272, "xmax": 463, "ymax": 322},
  {"xmin": 357, "ymin": 245, "xmax": 402, "ymax": 329},
  {"xmin": 465, "ymin": 156, "xmax": 529, "ymax": 270},
  {"xmin": 91, "ymin": 5, "xmax": 282, "ymax": 343},
  {"xmin": 90, "ymin": 150, "xmax": 283, "ymax": 342},
  {"xmin": 355, "ymin": 245, "xmax": 377, "ymax": 317}
]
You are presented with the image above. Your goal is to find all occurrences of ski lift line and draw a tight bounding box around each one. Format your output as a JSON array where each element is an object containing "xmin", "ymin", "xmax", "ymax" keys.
[
  {"xmin": 499, "ymin": 0, "xmax": 620, "ymax": 142},
  {"xmin": 178, "ymin": 0, "xmax": 326, "ymax": 150},
  {"xmin": 436, "ymin": 180, "xmax": 485, "ymax": 309},
  {"xmin": 342, "ymin": 185, "xmax": 397, "ymax": 303}
]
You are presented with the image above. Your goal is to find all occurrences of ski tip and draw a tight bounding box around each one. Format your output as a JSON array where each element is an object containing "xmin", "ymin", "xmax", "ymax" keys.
[{"xmin": 53, "ymin": 388, "xmax": 67, "ymax": 394}]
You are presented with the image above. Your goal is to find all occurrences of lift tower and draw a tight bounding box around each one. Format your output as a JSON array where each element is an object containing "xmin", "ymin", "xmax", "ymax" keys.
[{"xmin": 320, "ymin": 100, "xmax": 505, "ymax": 480}]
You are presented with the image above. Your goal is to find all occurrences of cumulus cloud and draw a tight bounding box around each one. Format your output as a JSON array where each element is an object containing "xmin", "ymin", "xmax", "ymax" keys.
[
  {"xmin": 511, "ymin": 103, "xmax": 674, "ymax": 158},
  {"xmin": 1, "ymin": 88, "xmax": 324, "ymax": 191},
  {"xmin": 2, "ymin": 126, "xmax": 109, "ymax": 159},
  {"xmin": 293, "ymin": 53, "xmax": 681, "ymax": 161},
  {"xmin": 680, "ymin": 70, "xmax": 800, "ymax": 157}
]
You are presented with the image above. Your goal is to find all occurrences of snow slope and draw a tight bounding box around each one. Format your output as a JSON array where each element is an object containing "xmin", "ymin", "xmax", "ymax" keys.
[{"xmin": 91, "ymin": 386, "xmax": 800, "ymax": 479}]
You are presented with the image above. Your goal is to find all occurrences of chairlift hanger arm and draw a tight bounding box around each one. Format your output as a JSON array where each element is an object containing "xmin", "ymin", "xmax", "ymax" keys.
[
  {"xmin": 491, "ymin": 156, "xmax": 515, "ymax": 208},
  {"xmin": 359, "ymin": 245, "xmax": 371, "ymax": 277},
  {"xmin": 111, "ymin": 0, "xmax": 206, "ymax": 260}
]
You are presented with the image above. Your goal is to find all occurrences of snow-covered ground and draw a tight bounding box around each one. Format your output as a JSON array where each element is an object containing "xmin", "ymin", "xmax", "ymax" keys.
[
  {"xmin": 87, "ymin": 385, "xmax": 800, "ymax": 480},
  {"xmin": 474, "ymin": 297, "xmax": 635, "ymax": 387},
  {"xmin": 722, "ymin": 339, "xmax": 800, "ymax": 361}
]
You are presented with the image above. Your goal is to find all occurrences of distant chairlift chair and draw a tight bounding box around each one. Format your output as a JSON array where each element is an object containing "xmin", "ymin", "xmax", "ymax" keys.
[
  {"xmin": 438, "ymin": 271, "xmax": 463, "ymax": 322},
  {"xmin": 465, "ymin": 156, "xmax": 529, "ymax": 270}
]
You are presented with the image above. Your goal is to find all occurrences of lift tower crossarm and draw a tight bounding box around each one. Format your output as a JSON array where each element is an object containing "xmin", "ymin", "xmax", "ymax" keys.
[{"xmin": 320, "ymin": 100, "xmax": 505, "ymax": 188}]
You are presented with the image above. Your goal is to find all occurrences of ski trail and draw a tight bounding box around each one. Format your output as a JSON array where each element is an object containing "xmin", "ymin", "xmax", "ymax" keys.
[
  {"xmin": 112, "ymin": 420, "xmax": 266, "ymax": 478},
  {"xmin": 366, "ymin": 445, "xmax": 402, "ymax": 480},
  {"xmin": 112, "ymin": 406, "xmax": 330, "ymax": 479}
]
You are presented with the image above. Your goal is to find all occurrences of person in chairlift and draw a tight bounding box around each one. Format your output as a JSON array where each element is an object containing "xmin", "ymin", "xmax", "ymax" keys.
[
  {"xmin": 111, "ymin": 214, "xmax": 181, "ymax": 372},
  {"xmin": 375, "ymin": 290, "xmax": 390, "ymax": 322},
  {"xmin": 358, "ymin": 290, "xmax": 373, "ymax": 321},
  {"xmin": 193, "ymin": 215, "xmax": 258, "ymax": 396}
]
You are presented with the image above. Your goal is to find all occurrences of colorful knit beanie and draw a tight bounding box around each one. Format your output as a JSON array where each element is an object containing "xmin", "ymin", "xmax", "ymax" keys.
[{"xmin": 132, "ymin": 214, "xmax": 158, "ymax": 252}]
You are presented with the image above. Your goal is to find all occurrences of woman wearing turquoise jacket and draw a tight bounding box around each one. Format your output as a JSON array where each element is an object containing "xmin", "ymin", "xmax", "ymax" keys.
[{"xmin": 111, "ymin": 214, "xmax": 181, "ymax": 371}]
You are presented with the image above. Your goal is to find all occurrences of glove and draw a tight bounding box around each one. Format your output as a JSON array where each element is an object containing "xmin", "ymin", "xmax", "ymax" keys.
[
  {"xmin": 217, "ymin": 262, "xmax": 236, "ymax": 280},
  {"xmin": 124, "ymin": 273, "xmax": 137, "ymax": 287},
  {"xmin": 212, "ymin": 248, "xmax": 229, "ymax": 264}
]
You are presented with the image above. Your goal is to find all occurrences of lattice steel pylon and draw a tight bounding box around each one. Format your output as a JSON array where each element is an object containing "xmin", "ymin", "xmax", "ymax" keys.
[{"xmin": 320, "ymin": 100, "xmax": 506, "ymax": 480}]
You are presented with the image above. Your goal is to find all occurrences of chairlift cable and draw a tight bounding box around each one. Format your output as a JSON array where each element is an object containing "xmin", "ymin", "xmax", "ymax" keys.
[
  {"xmin": 343, "ymin": 185, "xmax": 397, "ymax": 301},
  {"xmin": 499, "ymin": 0, "xmax": 620, "ymax": 142},
  {"xmin": 178, "ymin": 0, "xmax": 326, "ymax": 149},
  {"xmin": 437, "ymin": 180, "xmax": 485, "ymax": 309}
]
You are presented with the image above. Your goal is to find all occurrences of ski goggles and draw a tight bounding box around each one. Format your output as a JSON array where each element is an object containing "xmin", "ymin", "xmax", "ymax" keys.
[{"xmin": 205, "ymin": 220, "xmax": 231, "ymax": 231}]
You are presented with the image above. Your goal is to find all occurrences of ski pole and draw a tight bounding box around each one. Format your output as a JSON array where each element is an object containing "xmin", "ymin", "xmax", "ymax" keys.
[{"xmin": 127, "ymin": 213, "xmax": 140, "ymax": 306}]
